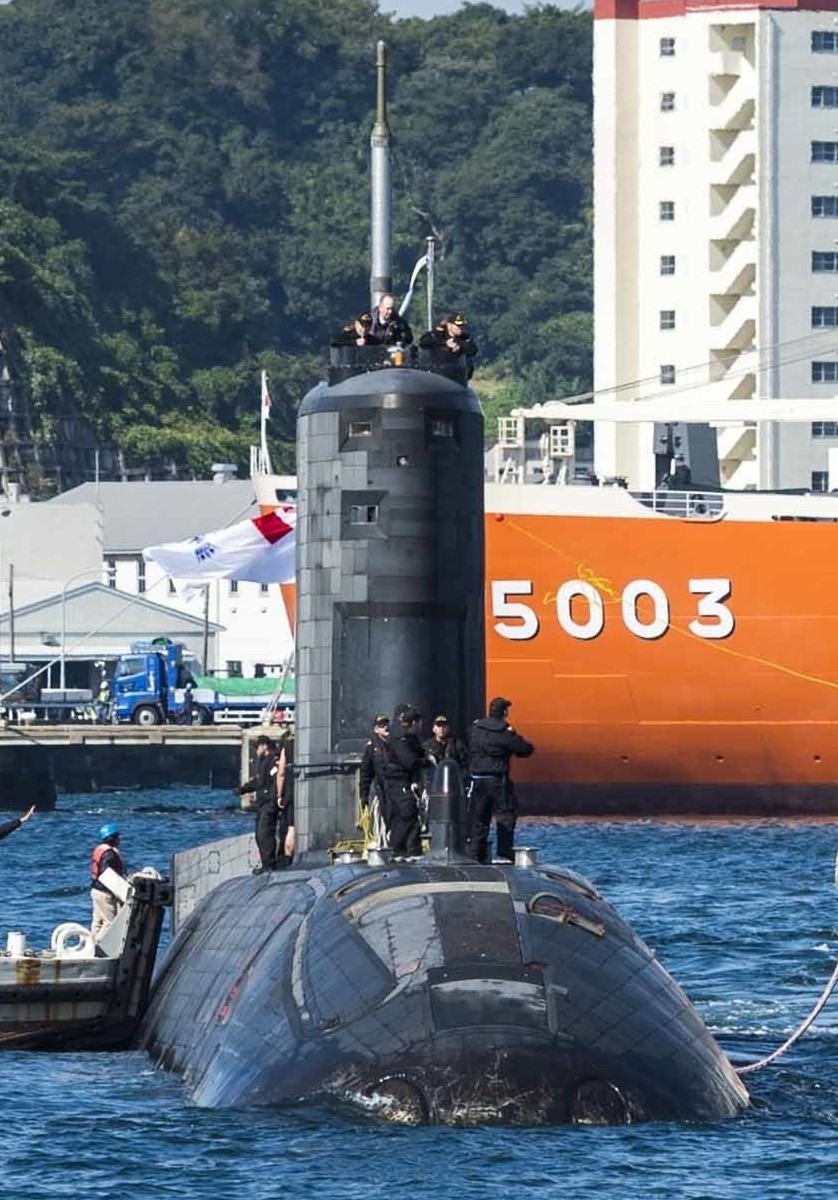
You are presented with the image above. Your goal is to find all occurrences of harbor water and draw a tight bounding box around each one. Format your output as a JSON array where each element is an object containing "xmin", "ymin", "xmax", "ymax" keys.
[{"xmin": 1, "ymin": 788, "xmax": 836, "ymax": 1200}]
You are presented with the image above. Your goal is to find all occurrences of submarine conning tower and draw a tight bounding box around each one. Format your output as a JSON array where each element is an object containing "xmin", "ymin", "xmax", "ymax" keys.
[{"xmin": 294, "ymin": 363, "xmax": 485, "ymax": 863}]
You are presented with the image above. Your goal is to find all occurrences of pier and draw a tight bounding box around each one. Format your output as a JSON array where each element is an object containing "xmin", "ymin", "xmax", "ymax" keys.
[{"xmin": 0, "ymin": 725, "xmax": 253, "ymax": 808}]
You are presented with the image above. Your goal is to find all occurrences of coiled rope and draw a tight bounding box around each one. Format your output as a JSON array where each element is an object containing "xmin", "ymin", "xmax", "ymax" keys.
[{"xmin": 735, "ymin": 956, "xmax": 838, "ymax": 1076}]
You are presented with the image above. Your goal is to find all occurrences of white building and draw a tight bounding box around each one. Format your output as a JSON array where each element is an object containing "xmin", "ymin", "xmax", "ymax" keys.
[{"xmin": 593, "ymin": 0, "xmax": 838, "ymax": 491}]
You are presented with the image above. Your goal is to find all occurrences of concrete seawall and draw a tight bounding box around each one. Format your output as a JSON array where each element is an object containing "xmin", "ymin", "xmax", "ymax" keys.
[{"xmin": 0, "ymin": 726, "xmax": 248, "ymax": 809}]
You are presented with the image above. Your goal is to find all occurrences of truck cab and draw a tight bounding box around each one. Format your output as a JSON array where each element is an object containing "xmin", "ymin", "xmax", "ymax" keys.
[{"xmin": 112, "ymin": 639, "xmax": 197, "ymax": 727}]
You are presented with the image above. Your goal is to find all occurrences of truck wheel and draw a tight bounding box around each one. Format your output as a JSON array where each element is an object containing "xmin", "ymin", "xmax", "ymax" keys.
[
  {"xmin": 196, "ymin": 706, "xmax": 213, "ymax": 726},
  {"xmin": 133, "ymin": 705, "xmax": 161, "ymax": 727}
]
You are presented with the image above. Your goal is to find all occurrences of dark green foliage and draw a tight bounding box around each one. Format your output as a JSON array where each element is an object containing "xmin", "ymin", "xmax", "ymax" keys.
[{"xmin": 0, "ymin": 0, "xmax": 592, "ymax": 483}]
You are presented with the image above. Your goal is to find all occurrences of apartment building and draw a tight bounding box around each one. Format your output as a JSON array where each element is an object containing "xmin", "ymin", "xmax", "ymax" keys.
[{"xmin": 594, "ymin": 0, "xmax": 838, "ymax": 491}]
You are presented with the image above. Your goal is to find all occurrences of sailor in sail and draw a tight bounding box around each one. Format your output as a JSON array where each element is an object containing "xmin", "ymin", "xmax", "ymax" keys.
[{"xmin": 467, "ymin": 697, "xmax": 534, "ymax": 863}]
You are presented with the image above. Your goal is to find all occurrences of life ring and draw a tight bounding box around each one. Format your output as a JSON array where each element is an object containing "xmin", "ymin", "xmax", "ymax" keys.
[{"xmin": 51, "ymin": 922, "xmax": 96, "ymax": 959}]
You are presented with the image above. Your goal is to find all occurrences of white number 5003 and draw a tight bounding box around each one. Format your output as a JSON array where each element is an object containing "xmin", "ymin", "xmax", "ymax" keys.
[{"xmin": 491, "ymin": 578, "xmax": 735, "ymax": 642}]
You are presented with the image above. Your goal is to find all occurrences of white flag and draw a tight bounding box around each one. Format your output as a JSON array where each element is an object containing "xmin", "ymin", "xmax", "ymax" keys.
[
  {"xmin": 261, "ymin": 369, "xmax": 271, "ymax": 416},
  {"xmin": 144, "ymin": 508, "xmax": 295, "ymax": 601}
]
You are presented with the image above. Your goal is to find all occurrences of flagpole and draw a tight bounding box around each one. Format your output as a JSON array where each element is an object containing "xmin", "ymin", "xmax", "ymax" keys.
[{"xmin": 260, "ymin": 369, "xmax": 273, "ymax": 476}]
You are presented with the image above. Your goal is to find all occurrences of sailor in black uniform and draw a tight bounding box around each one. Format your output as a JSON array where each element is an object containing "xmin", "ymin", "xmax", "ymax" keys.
[
  {"xmin": 467, "ymin": 697, "xmax": 534, "ymax": 863},
  {"xmin": 234, "ymin": 735, "xmax": 280, "ymax": 873}
]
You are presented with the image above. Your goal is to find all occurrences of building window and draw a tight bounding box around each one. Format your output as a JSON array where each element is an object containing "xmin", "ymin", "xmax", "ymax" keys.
[
  {"xmin": 659, "ymin": 200, "xmax": 675, "ymax": 221},
  {"xmin": 168, "ymin": 579, "xmax": 177, "ymax": 596},
  {"xmin": 812, "ymin": 360, "xmax": 838, "ymax": 382},
  {"xmin": 813, "ymin": 31, "xmax": 838, "ymax": 53},
  {"xmin": 226, "ymin": 660, "xmax": 243, "ymax": 678},
  {"xmin": 660, "ymin": 255, "xmax": 676, "ymax": 276},
  {"xmin": 813, "ymin": 306, "xmax": 838, "ymax": 327},
  {"xmin": 137, "ymin": 557, "xmax": 146, "ymax": 594},
  {"xmin": 812, "ymin": 141, "xmax": 838, "ymax": 162},
  {"xmin": 660, "ymin": 92, "xmax": 676, "ymax": 112},
  {"xmin": 659, "ymin": 37, "xmax": 675, "ymax": 57},
  {"xmin": 812, "ymin": 421, "xmax": 838, "ymax": 437},
  {"xmin": 812, "ymin": 85, "xmax": 838, "ymax": 107},
  {"xmin": 812, "ymin": 471, "xmax": 829, "ymax": 492},
  {"xmin": 659, "ymin": 146, "xmax": 675, "ymax": 167},
  {"xmin": 106, "ymin": 559, "xmax": 116, "ymax": 589},
  {"xmin": 812, "ymin": 195, "xmax": 838, "ymax": 217},
  {"xmin": 260, "ymin": 583, "xmax": 269, "ymax": 594},
  {"xmin": 660, "ymin": 364, "xmax": 676, "ymax": 385},
  {"xmin": 660, "ymin": 310, "xmax": 676, "ymax": 331},
  {"xmin": 813, "ymin": 251, "xmax": 838, "ymax": 271},
  {"xmin": 229, "ymin": 579, "xmax": 239, "ymax": 594}
]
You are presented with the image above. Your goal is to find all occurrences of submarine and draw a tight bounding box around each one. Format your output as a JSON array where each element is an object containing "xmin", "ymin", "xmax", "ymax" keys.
[{"xmin": 138, "ymin": 43, "xmax": 750, "ymax": 1125}]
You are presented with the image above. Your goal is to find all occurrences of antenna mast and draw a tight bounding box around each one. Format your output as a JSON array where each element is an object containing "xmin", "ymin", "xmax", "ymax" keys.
[{"xmin": 370, "ymin": 40, "xmax": 392, "ymax": 311}]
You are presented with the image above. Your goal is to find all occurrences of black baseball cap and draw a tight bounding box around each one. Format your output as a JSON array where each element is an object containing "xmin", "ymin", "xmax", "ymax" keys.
[
  {"xmin": 433, "ymin": 714, "xmax": 449, "ymax": 725},
  {"xmin": 373, "ymin": 713, "xmax": 390, "ymax": 726}
]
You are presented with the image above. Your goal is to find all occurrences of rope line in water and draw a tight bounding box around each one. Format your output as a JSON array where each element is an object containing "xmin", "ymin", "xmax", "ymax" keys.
[{"xmin": 735, "ymin": 957, "xmax": 838, "ymax": 1076}]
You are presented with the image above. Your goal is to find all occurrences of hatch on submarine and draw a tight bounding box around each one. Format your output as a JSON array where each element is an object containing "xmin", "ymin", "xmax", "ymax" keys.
[{"xmin": 137, "ymin": 42, "xmax": 750, "ymax": 1126}]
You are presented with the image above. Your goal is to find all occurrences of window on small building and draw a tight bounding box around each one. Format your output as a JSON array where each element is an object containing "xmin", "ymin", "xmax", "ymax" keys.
[
  {"xmin": 811, "ymin": 471, "xmax": 830, "ymax": 492},
  {"xmin": 812, "ymin": 360, "xmax": 838, "ymax": 382},
  {"xmin": 260, "ymin": 583, "xmax": 269, "ymax": 594},
  {"xmin": 137, "ymin": 557, "xmax": 146, "ymax": 594},
  {"xmin": 660, "ymin": 92, "xmax": 675, "ymax": 112},
  {"xmin": 812, "ymin": 85, "xmax": 838, "ymax": 107},
  {"xmin": 660, "ymin": 255, "xmax": 676, "ymax": 276},
  {"xmin": 659, "ymin": 200, "xmax": 675, "ymax": 221},
  {"xmin": 812, "ymin": 421, "xmax": 838, "ymax": 438},
  {"xmin": 812, "ymin": 306, "xmax": 838, "ymax": 327},
  {"xmin": 813, "ymin": 251, "xmax": 838, "ymax": 271},
  {"xmin": 812, "ymin": 195, "xmax": 838, "ymax": 217},
  {"xmin": 349, "ymin": 504, "xmax": 379, "ymax": 525},
  {"xmin": 106, "ymin": 559, "xmax": 116, "ymax": 590},
  {"xmin": 812, "ymin": 141, "xmax": 838, "ymax": 162},
  {"xmin": 659, "ymin": 146, "xmax": 675, "ymax": 167},
  {"xmin": 660, "ymin": 364, "xmax": 676, "ymax": 385},
  {"xmin": 660, "ymin": 310, "xmax": 676, "ymax": 331},
  {"xmin": 659, "ymin": 37, "xmax": 675, "ymax": 57},
  {"xmin": 812, "ymin": 31, "xmax": 838, "ymax": 53},
  {"xmin": 229, "ymin": 579, "xmax": 239, "ymax": 595},
  {"xmin": 226, "ymin": 660, "xmax": 243, "ymax": 678}
]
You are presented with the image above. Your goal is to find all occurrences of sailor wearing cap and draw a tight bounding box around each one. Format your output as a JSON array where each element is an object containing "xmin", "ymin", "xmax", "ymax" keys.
[
  {"xmin": 359, "ymin": 713, "xmax": 392, "ymax": 848},
  {"xmin": 467, "ymin": 697, "xmax": 534, "ymax": 863},
  {"xmin": 380, "ymin": 705, "xmax": 425, "ymax": 856},
  {"xmin": 423, "ymin": 713, "xmax": 469, "ymax": 774},
  {"xmin": 418, "ymin": 312, "xmax": 479, "ymax": 376},
  {"xmin": 331, "ymin": 311, "xmax": 375, "ymax": 348}
]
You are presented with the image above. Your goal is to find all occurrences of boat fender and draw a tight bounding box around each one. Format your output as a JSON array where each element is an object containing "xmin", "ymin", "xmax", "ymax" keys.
[{"xmin": 51, "ymin": 922, "xmax": 96, "ymax": 959}]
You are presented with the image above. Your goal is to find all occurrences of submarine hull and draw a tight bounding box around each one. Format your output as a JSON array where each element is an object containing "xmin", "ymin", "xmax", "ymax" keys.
[{"xmin": 140, "ymin": 859, "xmax": 748, "ymax": 1124}]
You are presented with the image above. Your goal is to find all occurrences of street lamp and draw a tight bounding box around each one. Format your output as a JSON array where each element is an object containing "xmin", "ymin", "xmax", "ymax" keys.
[{"xmin": 60, "ymin": 567, "xmax": 105, "ymax": 691}]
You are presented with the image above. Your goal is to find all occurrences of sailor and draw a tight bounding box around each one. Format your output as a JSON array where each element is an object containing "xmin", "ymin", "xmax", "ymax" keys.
[
  {"xmin": 382, "ymin": 705, "xmax": 425, "ymax": 856},
  {"xmin": 467, "ymin": 697, "xmax": 534, "ymax": 863},
  {"xmin": 419, "ymin": 313, "xmax": 478, "ymax": 377},
  {"xmin": 359, "ymin": 713, "xmax": 392, "ymax": 847},
  {"xmin": 423, "ymin": 714, "xmax": 469, "ymax": 773},
  {"xmin": 0, "ymin": 805, "xmax": 36, "ymax": 842},
  {"xmin": 275, "ymin": 721, "xmax": 295, "ymax": 867},
  {"xmin": 370, "ymin": 293, "xmax": 413, "ymax": 346},
  {"xmin": 330, "ymin": 311, "xmax": 375, "ymax": 348},
  {"xmin": 234, "ymin": 734, "xmax": 281, "ymax": 874},
  {"xmin": 90, "ymin": 822, "xmax": 127, "ymax": 938}
]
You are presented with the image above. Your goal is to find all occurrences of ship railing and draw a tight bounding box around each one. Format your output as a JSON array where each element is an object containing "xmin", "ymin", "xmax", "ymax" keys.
[
  {"xmin": 633, "ymin": 489, "xmax": 725, "ymax": 519},
  {"xmin": 327, "ymin": 344, "xmax": 470, "ymax": 387}
]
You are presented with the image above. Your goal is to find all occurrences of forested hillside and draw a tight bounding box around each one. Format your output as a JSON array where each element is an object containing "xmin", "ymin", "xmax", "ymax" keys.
[{"xmin": 0, "ymin": 0, "xmax": 592, "ymax": 488}]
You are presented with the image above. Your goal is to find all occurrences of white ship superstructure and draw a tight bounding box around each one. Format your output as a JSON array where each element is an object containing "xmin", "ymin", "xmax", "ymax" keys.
[{"xmin": 593, "ymin": 0, "xmax": 838, "ymax": 491}]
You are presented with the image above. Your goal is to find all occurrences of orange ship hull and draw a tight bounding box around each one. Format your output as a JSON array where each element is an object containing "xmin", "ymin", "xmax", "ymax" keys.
[{"xmin": 486, "ymin": 509, "xmax": 838, "ymax": 816}]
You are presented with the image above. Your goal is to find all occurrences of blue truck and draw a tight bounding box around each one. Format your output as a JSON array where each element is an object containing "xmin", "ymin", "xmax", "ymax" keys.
[{"xmin": 111, "ymin": 639, "xmax": 293, "ymax": 727}]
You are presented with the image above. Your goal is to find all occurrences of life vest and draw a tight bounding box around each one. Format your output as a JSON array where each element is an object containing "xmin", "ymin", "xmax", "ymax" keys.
[{"xmin": 91, "ymin": 841, "xmax": 124, "ymax": 884}]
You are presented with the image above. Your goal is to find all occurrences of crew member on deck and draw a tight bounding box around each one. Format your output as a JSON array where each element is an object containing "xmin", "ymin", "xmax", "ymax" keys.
[
  {"xmin": 370, "ymin": 294, "xmax": 413, "ymax": 346},
  {"xmin": 0, "ymin": 805, "xmax": 36, "ymax": 842},
  {"xmin": 382, "ymin": 705, "xmax": 425, "ymax": 856},
  {"xmin": 331, "ymin": 311, "xmax": 375, "ymax": 347},
  {"xmin": 90, "ymin": 822, "xmax": 127, "ymax": 938},
  {"xmin": 359, "ymin": 713, "xmax": 392, "ymax": 848},
  {"xmin": 276, "ymin": 721, "xmax": 295, "ymax": 867},
  {"xmin": 423, "ymin": 714, "xmax": 469, "ymax": 774},
  {"xmin": 467, "ymin": 697, "xmax": 534, "ymax": 864},
  {"xmin": 234, "ymin": 735, "xmax": 281, "ymax": 874},
  {"xmin": 419, "ymin": 313, "xmax": 478, "ymax": 377}
]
